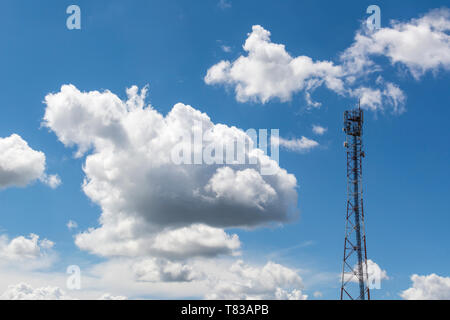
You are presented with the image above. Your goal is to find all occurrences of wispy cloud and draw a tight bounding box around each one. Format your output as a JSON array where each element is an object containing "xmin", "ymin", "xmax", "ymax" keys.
[
  {"xmin": 218, "ymin": 0, "xmax": 231, "ymax": 10},
  {"xmin": 221, "ymin": 45, "xmax": 231, "ymax": 53},
  {"xmin": 66, "ymin": 220, "xmax": 78, "ymax": 230},
  {"xmin": 312, "ymin": 125, "xmax": 327, "ymax": 136},
  {"xmin": 272, "ymin": 136, "xmax": 319, "ymax": 153}
]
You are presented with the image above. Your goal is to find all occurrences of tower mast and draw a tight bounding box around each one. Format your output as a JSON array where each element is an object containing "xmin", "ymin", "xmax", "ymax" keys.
[{"xmin": 340, "ymin": 102, "xmax": 370, "ymax": 300}]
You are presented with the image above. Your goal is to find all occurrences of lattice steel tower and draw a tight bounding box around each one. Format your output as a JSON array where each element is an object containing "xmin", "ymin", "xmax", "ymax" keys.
[{"xmin": 340, "ymin": 104, "xmax": 370, "ymax": 300}]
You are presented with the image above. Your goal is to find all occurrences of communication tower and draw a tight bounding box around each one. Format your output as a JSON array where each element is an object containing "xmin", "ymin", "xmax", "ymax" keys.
[{"xmin": 340, "ymin": 103, "xmax": 370, "ymax": 300}]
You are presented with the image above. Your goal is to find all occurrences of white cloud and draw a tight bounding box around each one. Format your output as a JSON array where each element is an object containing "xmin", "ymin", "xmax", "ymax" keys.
[
  {"xmin": 313, "ymin": 291, "xmax": 323, "ymax": 298},
  {"xmin": 0, "ymin": 282, "xmax": 129, "ymax": 300},
  {"xmin": 75, "ymin": 222, "xmax": 241, "ymax": 259},
  {"xmin": 0, "ymin": 253, "xmax": 311, "ymax": 300},
  {"xmin": 67, "ymin": 220, "xmax": 78, "ymax": 230},
  {"xmin": 305, "ymin": 92, "xmax": 322, "ymax": 108},
  {"xmin": 350, "ymin": 87, "xmax": 382, "ymax": 111},
  {"xmin": 272, "ymin": 136, "xmax": 319, "ymax": 153},
  {"xmin": 341, "ymin": 8, "xmax": 450, "ymax": 79},
  {"xmin": 275, "ymin": 288, "xmax": 306, "ymax": 300},
  {"xmin": 382, "ymin": 82, "xmax": 407, "ymax": 114},
  {"xmin": 206, "ymin": 10, "xmax": 450, "ymax": 112},
  {"xmin": 312, "ymin": 125, "xmax": 327, "ymax": 135},
  {"xmin": 344, "ymin": 259, "xmax": 389, "ymax": 285},
  {"xmin": 151, "ymin": 224, "xmax": 240, "ymax": 259},
  {"xmin": 350, "ymin": 79, "xmax": 406, "ymax": 114},
  {"xmin": 205, "ymin": 260, "xmax": 307, "ymax": 300},
  {"xmin": 205, "ymin": 167, "xmax": 277, "ymax": 211},
  {"xmin": 218, "ymin": 0, "xmax": 231, "ymax": 10},
  {"xmin": 98, "ymin": 293, "xmax": 128, "ymax": 300},
  {"xmin": 132, "ymin": 258, "xmax": 200, "ymax": 282},
  {"xmin": 0, "ymin": 233, "xmax": 55, "ymax": 267},
  {"xmin": 0, "ymin": 134, "xmax": 60, "ymax": 189},
  {"xmin": 221, "ymin": 45, "xmax": 231, "ymax": 53},
  {"xmin": 0, "ymin": 283, "xmax": 72, "ymax": 300},
  {"xmin": 366, "ymin": 259, "xmax": 389, "ymax": 281},
  {"xmin": 40, "ymin": 174, "xmax": 61, "ymax": 189},
  {"xmin": 401, "ymin": 274, "xmax": 450, "ymax": 300},
  {"xmin": 43, "ymin": 85, "xmax": 298, "ymax": 259},
  {"xmin": 205, "ymin": 25, "xmax": 344, "ymax": 104}
]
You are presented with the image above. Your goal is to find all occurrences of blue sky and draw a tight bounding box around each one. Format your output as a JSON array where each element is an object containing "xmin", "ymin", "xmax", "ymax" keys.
[{"xmin": 0, "ymin": 0, "xmax": 449, "ymax": 300}]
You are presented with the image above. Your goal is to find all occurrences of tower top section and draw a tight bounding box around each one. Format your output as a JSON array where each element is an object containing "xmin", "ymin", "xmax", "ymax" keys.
[{"xmin": 343, "ymin": 107, "xmax": 364, "ymax": 137}]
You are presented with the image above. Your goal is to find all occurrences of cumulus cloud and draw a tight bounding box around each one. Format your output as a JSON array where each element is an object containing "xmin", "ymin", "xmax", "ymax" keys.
[
  {"xmin": 341, "ymin": 8, "xmax": 450, "ymax": 79},
  {"xmin": 0, "ymin": 283, "xmax": 72, "ymax": 300},
  {"xmin": 0, "ymin": 233, "xmax": 54, "ymax": 267},
  {"xmin": 341, "ymin": 8, "xmax": 448, "ymax": 110},
  {"xmin": 272, "ymin": 136, "xmax": 319, "ymax": 153},
  {"xmin": 366, "ymin": 259, "xmax": 389, "ymax": 281},
  {"xmin": 43, "ymin": 85, "xmax": 298, "ymax": 259},
  {"xmin": 205, "ymin": 167, "xmax": 277, "ymax": 211},
  {"xmin": 312, "ymin": 125, "xmax": 327, "ymax": 135},
  {"xmin": 0, "ymin": 282, "xmax": 129, "ymax": 300},
  {"xmin": 0, "ymin": 255, "xmax": 311, "ymax": 300},
  {"xmin": 205, "ymin": 25, "xmax": 344, "ymax": 104},
  {"xmin": 0, "ymin": 134, "xmax": 60, "ymax": 189},
  {"xmin": 205, "ymin": 9, "xmax": 450, "ymax": 113},
  {"xmin": 401, "ymin": 274, "xmax": 450, "ymax": 300},
  {"xmin": 151, "ymin": 224, "xmax": 240, "ymax": 259},
  {"xmin": 132, "ymin": 258, "xmax": 200, "ymax": 282},
  {"xmin": 75, "ymin": 223, "xmax": 241, "ymax": 259},
  {"xmin": 205, "ymin": 260, "xmax": 307, "ymax": 300},
  {"xmin": 344, "ymin": 259, "xmax": 389, "ymax": 286}
]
